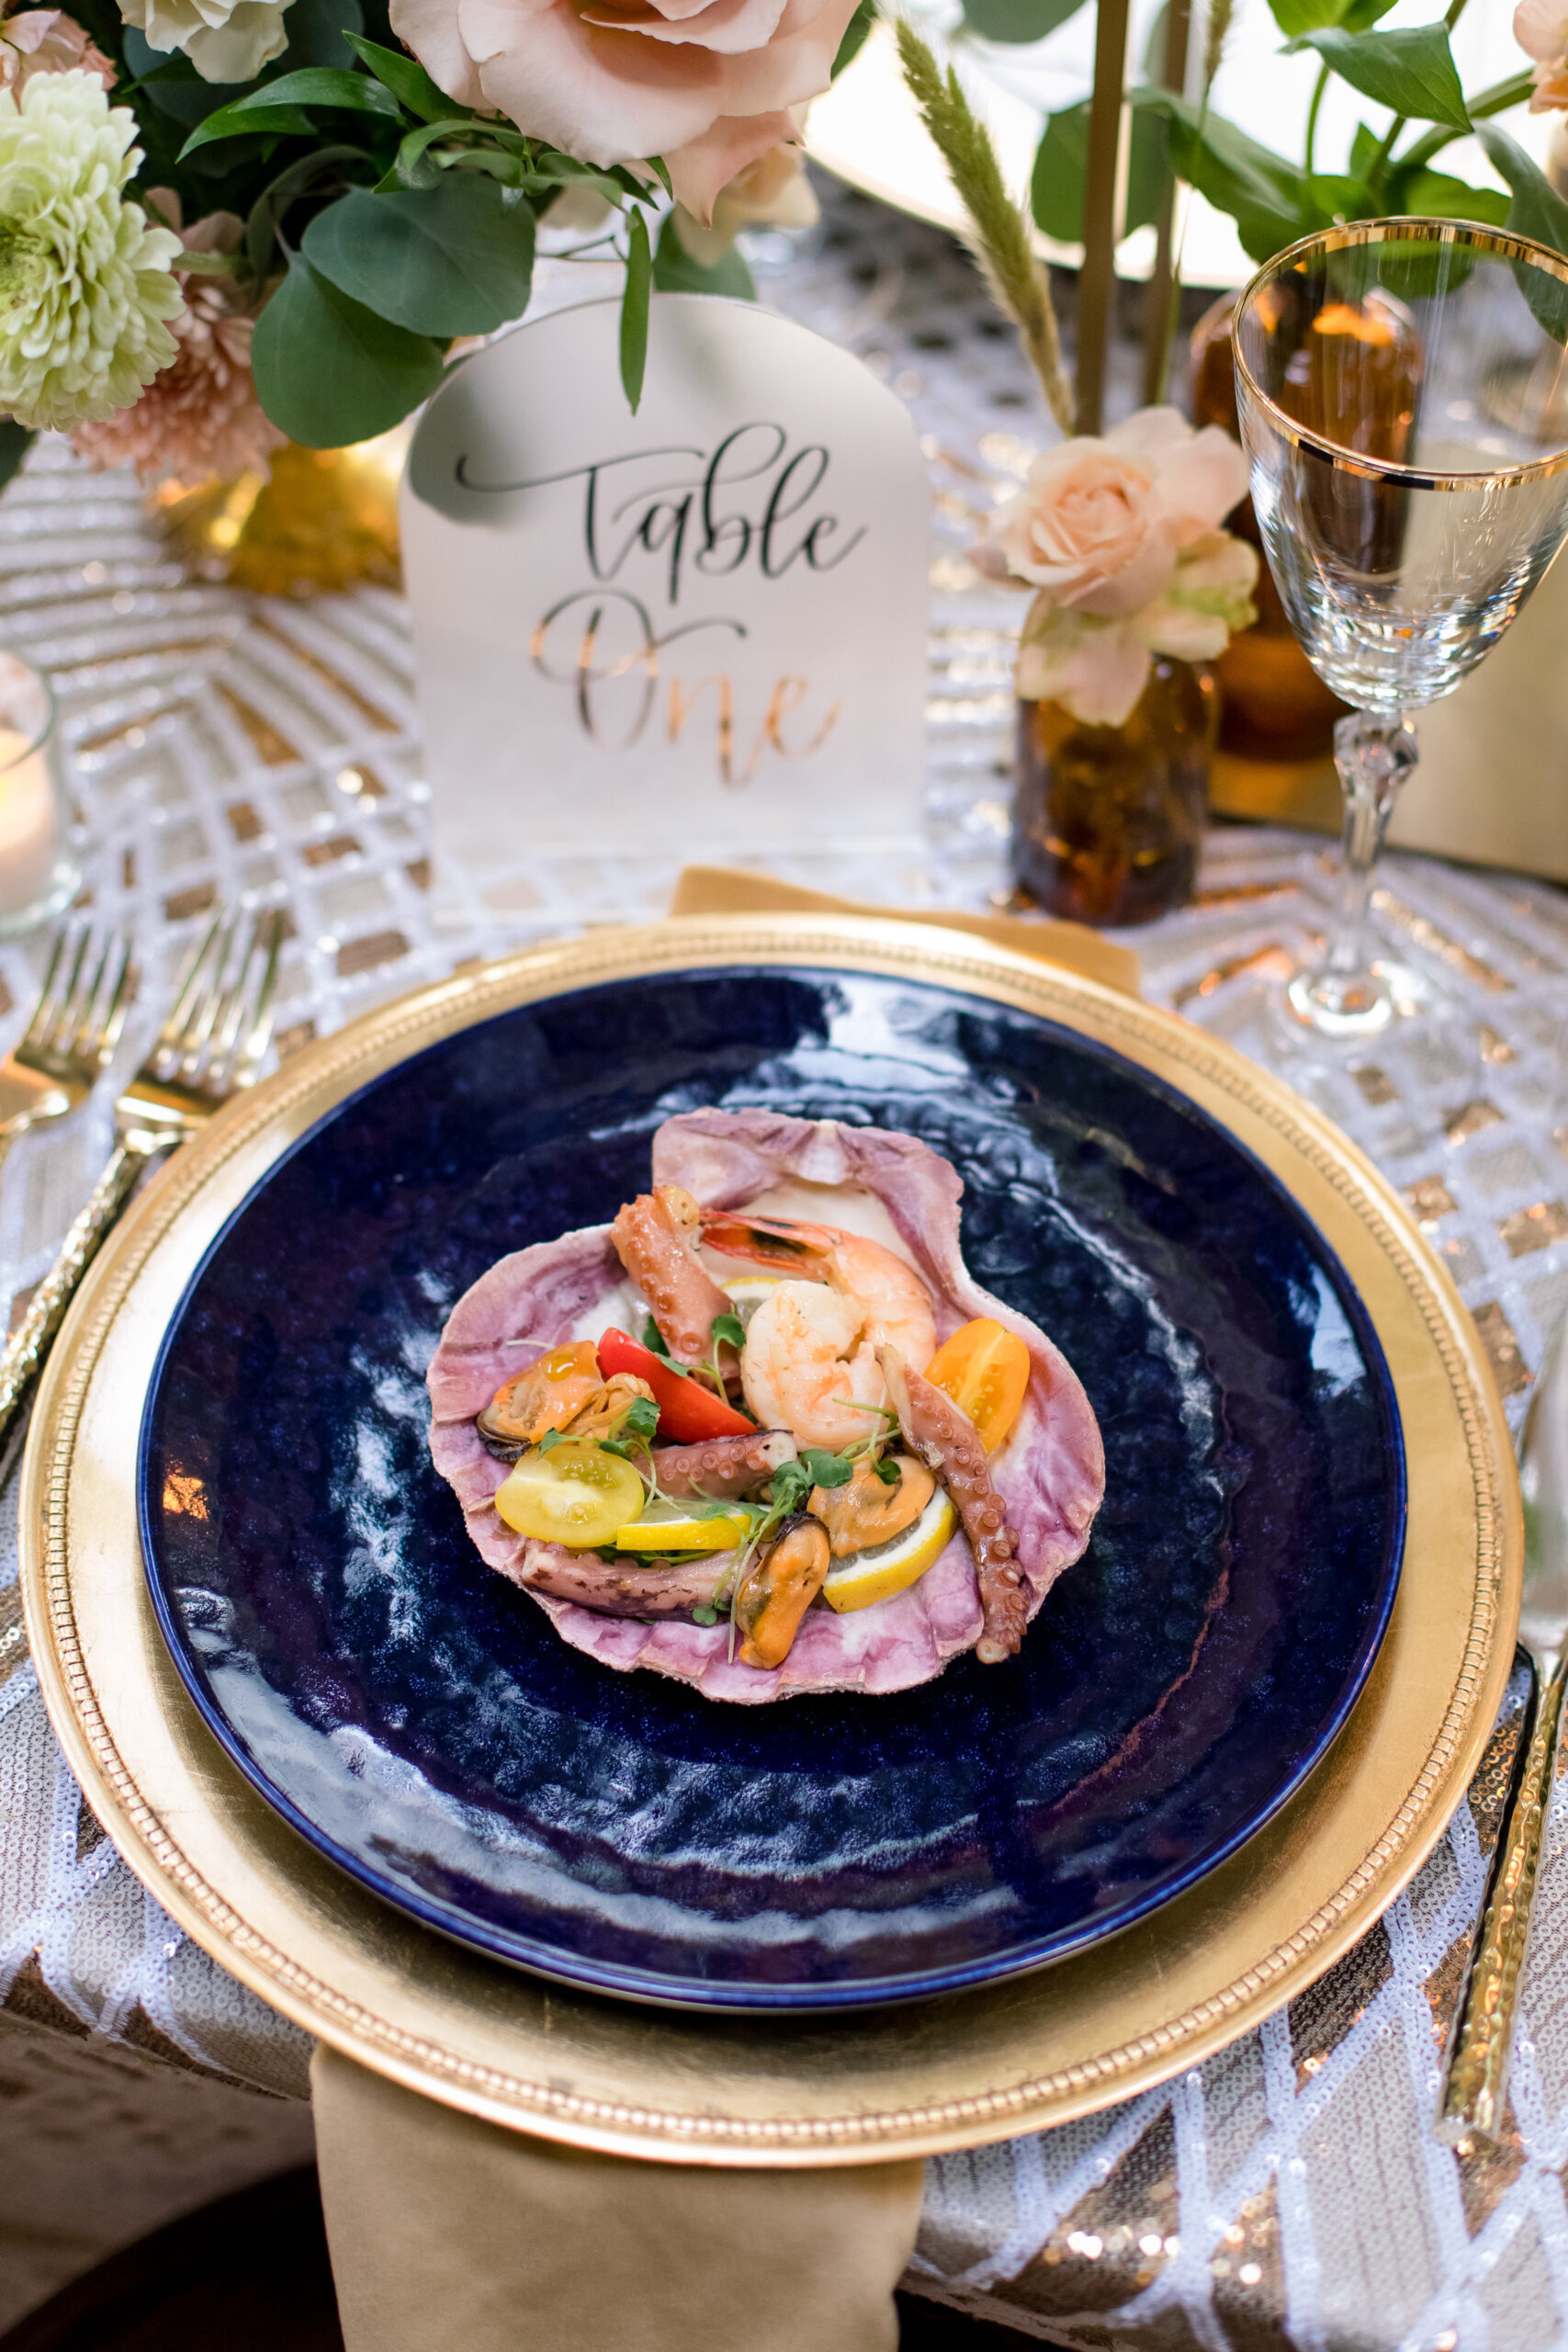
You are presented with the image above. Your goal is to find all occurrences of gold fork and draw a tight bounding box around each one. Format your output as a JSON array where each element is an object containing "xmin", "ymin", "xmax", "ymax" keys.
[
  {"xmin": 0, "ymin": 922, "xmax": 134, "ymax": 1179},
  {"xmin": 0, "ymin": 907, "xmax": 283, "ymax": 1461}
]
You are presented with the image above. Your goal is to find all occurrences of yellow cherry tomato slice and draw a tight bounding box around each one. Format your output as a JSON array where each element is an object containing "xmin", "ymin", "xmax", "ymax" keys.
[
  {"xmin": 494, "ymin": 1442, "xmax": 645, "ymax": 1548},
  {"xmin": 923, "ymin": 1317, "xmax": 1031, "ymax": 1453}
]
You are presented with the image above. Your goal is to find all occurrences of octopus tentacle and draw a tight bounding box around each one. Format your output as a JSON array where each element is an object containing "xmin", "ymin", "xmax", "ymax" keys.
[
  {"xmin": 654, "ymin": 1430, "xmax": 796, "ymax": 1498},
  {"xmin": 515, "ymin": 1544, "xmax": 731, "ymax": 1621},
  {"xmin": 611, "ymin": 1186, "xmax": 734, "ymax": 1366},
  {"xmin": 880, "ymin": 1345, "xmax": 1029, "ymax": 1664}
]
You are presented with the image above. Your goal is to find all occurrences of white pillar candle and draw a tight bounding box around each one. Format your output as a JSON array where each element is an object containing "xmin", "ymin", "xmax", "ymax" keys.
[{"xmin": 0, "ymin": 726, "xmax": 62, "ymax": 920}]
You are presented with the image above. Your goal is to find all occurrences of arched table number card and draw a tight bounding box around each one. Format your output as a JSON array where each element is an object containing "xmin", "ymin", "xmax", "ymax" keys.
[{"xmin": 401, "ymin": 294, "xmax": 931, "ymax": 898}]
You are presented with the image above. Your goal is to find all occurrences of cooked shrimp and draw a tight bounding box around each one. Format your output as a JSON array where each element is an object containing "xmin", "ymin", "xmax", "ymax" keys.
[
  {"xmin": 700, "ymin": 1212, "xmax": 936, "ymax": 1369},
  {"xmin": 738, "ymin": 1281, "xmax": 887, "ymax": 1450}
]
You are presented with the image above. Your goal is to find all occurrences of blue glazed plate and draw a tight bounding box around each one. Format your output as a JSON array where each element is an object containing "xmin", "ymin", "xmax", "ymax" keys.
[{"xmin": 139, "ymin": 962, "xmax": 1405, "ymax": 2012}]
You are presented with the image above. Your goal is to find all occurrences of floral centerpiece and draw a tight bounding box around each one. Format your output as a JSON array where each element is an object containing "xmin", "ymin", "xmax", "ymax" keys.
[
  {"xmin": 896, "ymin": 23, "xmax": 1258, "ymax": 922},
  {"xmin": 975, "ymin": 407, "xmax": 1256, "ymax": 730},
  {"xmin": 0, "ymin": 0, "xmax": 873, "ymax": 483}
]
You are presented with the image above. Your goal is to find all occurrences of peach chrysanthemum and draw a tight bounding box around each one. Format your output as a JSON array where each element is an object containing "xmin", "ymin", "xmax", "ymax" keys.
[{"xmin": 72, "ymin": 205, "xmax": 282, "ymax": 482}]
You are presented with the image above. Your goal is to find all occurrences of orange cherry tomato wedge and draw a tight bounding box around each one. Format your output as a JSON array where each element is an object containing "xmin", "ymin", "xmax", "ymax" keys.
[
  {"xmin": 595, "ymin": 1328, "xmax": 754, "ymax": 1443},
  {"xmin": 923, "ymin": 1318, "xmax": 1030, "ymax": 1453}
]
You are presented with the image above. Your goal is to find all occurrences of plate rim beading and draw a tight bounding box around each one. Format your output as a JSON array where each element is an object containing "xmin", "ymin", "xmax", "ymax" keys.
[{"xmin": 21, "ymin": 915, "xmax": 1517, "ymax": 2160}]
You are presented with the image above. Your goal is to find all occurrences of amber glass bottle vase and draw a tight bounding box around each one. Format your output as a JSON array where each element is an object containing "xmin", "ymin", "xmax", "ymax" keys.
[{"xmin": 1011, "ymin": 656, "xmax": 1219, "ymax": 927}]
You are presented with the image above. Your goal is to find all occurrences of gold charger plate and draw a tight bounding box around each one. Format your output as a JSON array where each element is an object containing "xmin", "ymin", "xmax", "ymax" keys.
[{"xmin": 21, "ymin": 915, "xmax": 1519, "ymax": 2165}]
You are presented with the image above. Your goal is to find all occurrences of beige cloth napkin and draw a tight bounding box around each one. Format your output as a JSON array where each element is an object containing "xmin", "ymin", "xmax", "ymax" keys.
[
  {"xmin": 669, "ymin": 865, "xmax": 1141, "ymax": 997},
  {"xmin": 313, "ymin": 2047, "xmax": 924, "ymax": 2352},
  {"xmin": 310, "ymin": 872, "xmax": 1128, "ymax": 2346}
]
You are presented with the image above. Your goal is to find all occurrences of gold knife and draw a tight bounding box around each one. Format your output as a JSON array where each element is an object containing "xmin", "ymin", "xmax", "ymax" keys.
[{"xmin": 1438, "ymin": 1312, "xmax": 1568, "ymax": 2143}]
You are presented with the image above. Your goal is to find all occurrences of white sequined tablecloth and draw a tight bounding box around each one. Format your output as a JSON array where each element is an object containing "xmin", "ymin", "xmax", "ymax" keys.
[{"xmin": 6, "ymin": 187, "xmax": 1568, "ymax": 2348}]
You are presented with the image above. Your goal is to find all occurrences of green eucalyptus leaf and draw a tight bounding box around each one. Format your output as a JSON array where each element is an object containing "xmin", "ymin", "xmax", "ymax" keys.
[
  {"xmin": 832, "ymin": 0, "xmax": 876, "ymax": 74},
  {"xmin": 1397, "ymin": 167, "xmax": 1509, "ymax": 226},
  {"xmin": 1348, "ymin": 119, "xmax": 1381, "ymax": 180},
  {"xmin": 302, "ymin": 179, "xmax": 535, "ymax": 334},
  {"xmin": 1129, "ymin": 87, "xmax": 1306, "ymax": 260},
  {"xmin": 1031, "ymin": 98, "xmax": 1089, "ymax": 242},
  {"xmin": 1337, "ymin": 0, "xmax": 1398, "ymax": 26},
  {"xmin": 1303, "ymin": 170, "xmax": 1376, "ymax": 227},
  {"xmin": 1300, "ymin": 24, "xmax": 1469, "ymax": 132},
  {"xmin": 1268, "ymin": 0, "xmax": 1347, "ymax": 37},
  {"xmin": 1124, "ymin": 102, "xmax": 1168, "ymax": 236},
  {"xmin": 343, "ymin": 32, "xmax": 459, "ymax": 120},
  {"xmin": 251, "ymin": 253, "xmax": 444, "ymax": 447},
  {"xmin": 1474, "ymin": 124, "xmax": 1568, "ymax": 343},
  {"xmin": 178, "ymin": 70, "xmax": 394, "ymax": 157},
  {"xmin": 180, "ymin": 102, "xmax": 315, "ymax": 154},
  {"xmin": 1476, "ymin": 121, "xmax": 1568, "ymax": 256},
  {"xmin": 1465, "ymin": 67, "xmax": 1537, "ymax": 120},
  {"xmin": 962, "ymin": 0, "xmax": 1087, "ymax": 40},
  {"xmin": 527, "ymin": 150, "xmax": 632, "ymax": 205},
  {"xmin": 620, "ymin": 207, "xmax": 651, "ymax": 412},
  {"xmin": 385, "ymin": 117, "xmax": 473, "ymax": 186},
  {"xmin": 651, "ymin": 211, "xmax": 755, "ymax": 299},
  {"xmin": 243, "ymin": 65, "xmax": 399, "ymax": 110}
]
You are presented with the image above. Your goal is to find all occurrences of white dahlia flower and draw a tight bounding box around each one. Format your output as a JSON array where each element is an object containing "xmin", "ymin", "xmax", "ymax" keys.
[{"xmin": 0, "ymin": 71, "xmax": 183, "ymax": 431}]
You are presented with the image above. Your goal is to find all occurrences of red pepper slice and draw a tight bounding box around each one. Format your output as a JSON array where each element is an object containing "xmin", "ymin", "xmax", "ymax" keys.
[{"xmin": 596, "ymin": 1328, "xmax": 754, "ymax": 1443}]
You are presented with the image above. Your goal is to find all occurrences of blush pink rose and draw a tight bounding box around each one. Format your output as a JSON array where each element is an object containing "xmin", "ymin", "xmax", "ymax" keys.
[
  {"xmin": 390, "ymin": 0, "xmax": 858, "ymax": 220},
  {"xmin": 976, "ymin": 405, "xmax": 1249, "ymax": 620},
  {"xmin": 1517, "ymin": 0, "xmax": 1568, "ymax": 105},
  {"xmin": 0, "ymin": 9, "xmax": 114, "ymax": 92}
]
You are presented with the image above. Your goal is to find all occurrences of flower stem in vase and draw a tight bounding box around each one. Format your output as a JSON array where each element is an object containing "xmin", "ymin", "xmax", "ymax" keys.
[
  {"xmin": 1012, "ymin": 657, "xmax": 1218, "ymax": 927},
  {"xmin": 1286, "ymin": 710, "xmax": 1417, "ymax": 1038}
]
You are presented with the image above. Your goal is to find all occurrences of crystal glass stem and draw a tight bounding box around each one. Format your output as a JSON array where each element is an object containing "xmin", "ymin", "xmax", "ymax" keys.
[{"xmin": 1285, "ymin": 710, "xmax": 1417, "ymax": 1039}]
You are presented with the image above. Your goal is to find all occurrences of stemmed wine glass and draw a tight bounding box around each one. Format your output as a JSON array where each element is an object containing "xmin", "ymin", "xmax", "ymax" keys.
[{"xmin": 1234, "ymin": 220, "xmax": 1568, "ymax": 1043}]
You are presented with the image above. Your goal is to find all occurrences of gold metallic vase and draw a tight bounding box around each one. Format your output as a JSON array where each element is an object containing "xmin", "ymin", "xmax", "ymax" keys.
[{"xmin": 152, "ymin": 427, "xmax": 410, "ymax": 597}]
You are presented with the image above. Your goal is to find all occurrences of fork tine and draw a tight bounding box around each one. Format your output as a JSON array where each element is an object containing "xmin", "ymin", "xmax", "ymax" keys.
[
  {"xmin": 21, "ymin": 924, "xmax": 72, "ymax": 1050},
  {"xmin": 205, "ymin": 910, "xmax": 278, "ymax": 1080},
  {"xmin": 48, "ymin": 926, "xmax": 94, "ymax": 1053},
  {"xmin": 156, "ymin": 914, "xmax": 224, "ymax": 1056},
  {"xmin": 97, "ymin": 940, "xmax": 135, "ymax": 1058},
  {"xmin": 199, "ymin": 922, "xmax": 257, "ymax": 1069},
  {"xmin": 70, "ymin": 933, "xmax": 111, "ymax": 1049},
  {"xmin": 72, "ymin": 931, "xmax": 133, "ymax": 1060},
  {"xmin": 175, "ymin": 914, "xmax": 238, "ymax": 1070},
  {"xmin": 229, "ymin": 910, "xmax": 284, "ymax": 1088}
]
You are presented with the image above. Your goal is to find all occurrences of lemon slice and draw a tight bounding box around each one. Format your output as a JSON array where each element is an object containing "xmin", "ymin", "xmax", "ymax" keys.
[
  {"xmin": 614, "ymin": 1507, "xmax": 751, "ymax": 1554},
  {"xmin": 820, "ymin": 1491, "xmax": 959, "ymax": 1614},
  {"xmin": 720, "ymin": 1274, "xmax": 783, "ymax": 1319}
]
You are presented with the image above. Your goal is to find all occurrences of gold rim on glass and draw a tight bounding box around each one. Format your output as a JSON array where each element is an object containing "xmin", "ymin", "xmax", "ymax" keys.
[
  {"xmin": 18, "ymin": 918, "xmax": 1521, "ymax": 2163},
  {"xmin": 1234, "ymin": 216, "xmax": 1568, "ymax": 492}
]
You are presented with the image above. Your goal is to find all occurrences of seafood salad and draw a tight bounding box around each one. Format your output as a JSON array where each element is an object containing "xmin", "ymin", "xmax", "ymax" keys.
[{"xmin": 426, "ymin": 1110, "xmax": 1105, "ymax": 1703}]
